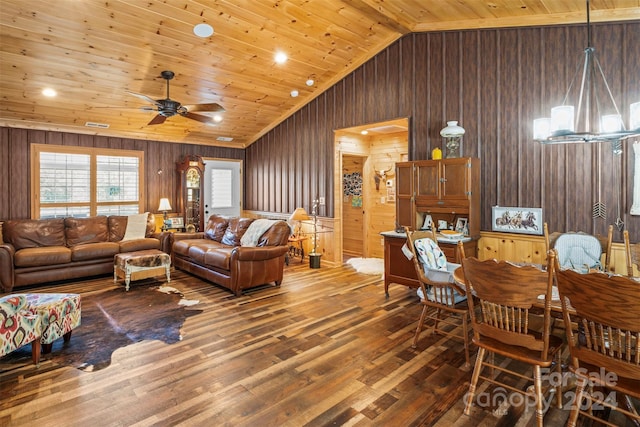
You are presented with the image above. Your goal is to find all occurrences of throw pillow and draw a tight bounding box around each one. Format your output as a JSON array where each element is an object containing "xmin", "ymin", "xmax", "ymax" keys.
[{"xmin": 122, "ymin": 213, "xmax": 149, "ymax": 241}]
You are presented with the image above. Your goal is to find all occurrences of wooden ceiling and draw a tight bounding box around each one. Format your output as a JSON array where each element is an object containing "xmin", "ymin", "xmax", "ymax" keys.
[{"xmin": 1, "ymin": 1, "xmax": 638, "ymax": 148}]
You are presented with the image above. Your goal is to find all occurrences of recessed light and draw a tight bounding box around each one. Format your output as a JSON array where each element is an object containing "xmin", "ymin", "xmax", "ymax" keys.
[
  {"xmin": 290, "ymin": 90, "xmax": 299, "ymax": 97},
  {"xmin": 213, "ymin": 114, "xmax": 223, "ymax": 122},
  {"xmin": 193, "ymin": 23, "xmax": 214, "ymax": 38},
  {"xmin": 306, "ymin": 79, "xmax": 314, "ymax": 86},
  {"xmin": 361, "ymin": 130, "xmax": 368, "ymax": 135},
  {"xmin": 274, "ymin": 52, "xmax": 287, "ymax": 64},
  {"xmin": 42, "ymin": 88, "xmax": 57, "ymax": 97},
  {"xmin": 216, "ymin": 136, "xmax": 233, "ymax": 142}
]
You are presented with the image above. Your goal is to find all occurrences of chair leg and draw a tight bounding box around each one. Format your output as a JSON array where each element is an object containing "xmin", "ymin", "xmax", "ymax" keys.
[
  {"xmin": 464, "ymin": 347, "xmax": 485, "ymax": 416},
  {"xmin": 567, "ymin": 376, "xmax": 588, "ymax": 427},
  {"xmin": 554, "ymin": 351, "xmax": 563, "ymax": 409},
  {"xmin": 533, "ymin": 365, "xmax": 544, "ymax": 427},
  {"xmin": 63, "ymin": 330, "xmax": 72, "ymax": 343},
  {"xmin": 412, "ymin": 305, "xmax": 429, "ymax": 348},
  {"xmin": 433, "ymin": 307, "xmax": 442, "ymax": 333},
  {"xmin": 461, "ymin": 312, "xmax": 470, "ymax": 369}
]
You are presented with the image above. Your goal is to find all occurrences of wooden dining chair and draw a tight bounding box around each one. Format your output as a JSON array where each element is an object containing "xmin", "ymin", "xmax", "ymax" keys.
[
  {"xmin": 461, "ymin": 251, "xmax": 563, "ymax": 427},
  {"xmin": 554, "ymin": 263, "xmax": 640, "ymax": 427},
  {"xmin": 404, "ymin": 226, "xmax": 471, "ymax": 368},
  {"xmin": 624, "ymin": 230, "xmax": 640, "ymax": 277},
  {"xmin": 543, "ymin": 222, "xmax": 613, "ymax": 272}
]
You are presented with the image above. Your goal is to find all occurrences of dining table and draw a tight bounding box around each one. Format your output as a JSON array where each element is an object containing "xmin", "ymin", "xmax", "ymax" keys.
[{"xmin": 452, "ymin": 265, "xmax": 571, "ymax": 315}]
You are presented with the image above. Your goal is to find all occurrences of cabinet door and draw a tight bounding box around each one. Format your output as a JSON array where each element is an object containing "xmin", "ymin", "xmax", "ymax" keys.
[
  {"xmin": 395, "ymin": 162, "xmax": 414, "ymax": 229},
  {"xmin": 414, "ymin": 161, "xmax": 439, "ymax": 204},
  {"xmin": 441, "ymin": 158, "xmax": 471, "ymax": 203}
]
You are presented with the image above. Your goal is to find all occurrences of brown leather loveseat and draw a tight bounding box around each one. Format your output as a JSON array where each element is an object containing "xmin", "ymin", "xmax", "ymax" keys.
[
  {"xmin": 0, "ymin": 214, "xmax": 168, "ymax": 293},
  {"xmin": 171, "ymin": 215, "xmax": 290, "ymax": 296}
]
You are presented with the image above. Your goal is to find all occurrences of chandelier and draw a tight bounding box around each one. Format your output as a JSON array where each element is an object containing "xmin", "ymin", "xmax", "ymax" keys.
[{"xmin": 533, "ymin": 0, "xmax": 640, "ymax": 144}]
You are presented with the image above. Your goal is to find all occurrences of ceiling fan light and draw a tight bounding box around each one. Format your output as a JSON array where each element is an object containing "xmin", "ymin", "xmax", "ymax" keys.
[{"xmin": 193, "ymin": 23, "xmax": 214, "ymax": 38}]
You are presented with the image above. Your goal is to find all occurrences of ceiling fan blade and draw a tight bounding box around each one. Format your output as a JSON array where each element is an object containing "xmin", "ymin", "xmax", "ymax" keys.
[
  {"xmin": 126, "ymin": 90, "xmax": 163, "ymax": 107},
  {"xmin": 147, "ymin": 114, "xmax": 167, "ymax": 125},
  {"xmin": 182, "ymin": 103, "xmax": 225, "ymax": 113},
  {"xmin": 182, "ymin": 111, "xmax": 215, "ymax": 124}
]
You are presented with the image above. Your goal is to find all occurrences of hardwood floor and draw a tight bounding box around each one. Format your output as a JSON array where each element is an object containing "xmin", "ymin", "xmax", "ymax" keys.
[{"xmin": 0, "ymin": 261, "xmax": 634, "ymax": 426}]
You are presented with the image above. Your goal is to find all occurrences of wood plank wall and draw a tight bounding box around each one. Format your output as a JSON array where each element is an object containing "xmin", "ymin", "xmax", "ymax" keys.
[
  {"xmin": 245, "ymin": 21, "xmax": 640, "ymax": 243},
  {"xmin": 0, "ymin": 128, "xmax": 244, "ymax": 220}
]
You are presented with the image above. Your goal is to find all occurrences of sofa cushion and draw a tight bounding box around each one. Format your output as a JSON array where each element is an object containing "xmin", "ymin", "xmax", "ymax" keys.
[
  {"xmin": 221, "ymin": 217, "xmax": 254, "ymax": 246},
  {"xmin": 70, "ymin": 242, "xmax": 119, "ymax": 261},
  {"xmin": 204, "ymin": 215, "xmax": 229, "ymax": 242},
  {"xmin": 203, "ymin": 248, "xmax": 232, "ymax": 270},
  {"xmin": 187, "ymin": 245, "xmax": 207, "ymax": 265},
  {"xmin": 3, "ymin": 218, "xmax": 66, "ymax": 250},
  {"xmin": 118, "ymin": 238, "xmax": 160, "ymax": 253},
  {"xmin": 14, "ymin": 246, "xmax": 72, "ymax": 267},
  {"xmin": 65, "ymin": 216, "xmax": 109, "ymax": 246}
]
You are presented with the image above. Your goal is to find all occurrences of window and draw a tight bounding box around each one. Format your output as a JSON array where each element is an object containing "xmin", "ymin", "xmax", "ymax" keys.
[{"xmin": 31, "ymin": 144, "xmax": 144, "ymax": 218}]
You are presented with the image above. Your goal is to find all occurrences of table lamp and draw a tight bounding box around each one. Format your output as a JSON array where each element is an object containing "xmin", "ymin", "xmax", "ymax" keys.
[
  {"xmin": 289, "ymin": 207, "xmax": 309, "ymax": 237},
  {"xmin": 158, "ymin": 197, "xmax": 172, "ymax": 230}
]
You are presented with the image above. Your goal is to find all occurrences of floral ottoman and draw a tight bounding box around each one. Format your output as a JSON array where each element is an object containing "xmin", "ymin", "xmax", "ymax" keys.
[
  {"xmin": 1, "ymin": 294, "xmax": 42, "ymax": 364},
  {"xmin": 25, "ymin": 293, "xmax": 81, "ymax": 354}
]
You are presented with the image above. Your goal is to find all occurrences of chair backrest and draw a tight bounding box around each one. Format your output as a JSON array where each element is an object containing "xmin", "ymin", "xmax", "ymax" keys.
[
  {"xmin": 461, "ymin": 253, "xmax": 556, "ymax": 358},
  {"xmin": 543, "ymin": 222, "xmax": 613, "ymax": 272},
  {"xmin": 404, "ymin": 226, "xmax": 464, "ymax": 306},
  {"xmin": 624, "ymin": 230, "xmax": 640, "ymax": 277},
  {"xmin": 554, "ymin": 264, "xmax": 640, "ymax": 381}
]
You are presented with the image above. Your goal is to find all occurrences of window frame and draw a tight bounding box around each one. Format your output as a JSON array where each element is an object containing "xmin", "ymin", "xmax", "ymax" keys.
[{"xmin": 30, "ymin": 144, "xmax": 145, "ymax": 218}]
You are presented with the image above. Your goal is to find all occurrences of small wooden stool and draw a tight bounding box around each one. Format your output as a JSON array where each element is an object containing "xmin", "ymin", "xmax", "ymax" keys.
[{"xmin": 114, "ymin": 249, "xmax": 171, "ymax": 291}]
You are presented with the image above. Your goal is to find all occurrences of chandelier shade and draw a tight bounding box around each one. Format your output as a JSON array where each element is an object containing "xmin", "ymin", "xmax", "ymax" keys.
[{"xmin": 533, "ymin": 0, "xmax": 640, "ymax": 144}]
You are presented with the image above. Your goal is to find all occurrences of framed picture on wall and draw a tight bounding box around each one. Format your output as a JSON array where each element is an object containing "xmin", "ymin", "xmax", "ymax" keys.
[
  {"xmin": 491, "ymin": 206, "xmax": 543, "ymax": 235},
  {"xmin": 386, "ymin": 188, "xmax": 396, "ymax": 202}
]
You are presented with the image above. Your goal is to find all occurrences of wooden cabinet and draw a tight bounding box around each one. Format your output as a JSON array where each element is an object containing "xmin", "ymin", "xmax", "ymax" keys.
[
  {"xmin": 382, "ymin": 232, "xmax": 477, "ymax": 296},
  {"xmin": 176, "ymin": 155, "xmax": 205, "ymax": 232},
  {"xmin": 385, "ymin": 158, "xmax": 480, "ymax": 295},
  {"xmin": 395, "ymin": 158, "xmax": 480, "ymax": 238}
]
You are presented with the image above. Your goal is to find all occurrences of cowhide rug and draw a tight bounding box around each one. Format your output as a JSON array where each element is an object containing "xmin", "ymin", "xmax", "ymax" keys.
[{"xmin": 2, "ymin": 282, "xmax": 202, "ymax": 372}]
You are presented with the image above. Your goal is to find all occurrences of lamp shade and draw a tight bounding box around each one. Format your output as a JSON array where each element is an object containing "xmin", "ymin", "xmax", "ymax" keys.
[
  {"xmin": 290, "ymin": 207, "xmax": 310, "ymax": 221},
  {"xmin": 440, "ymin": 121, "xmax": 465, "ymax": 137},
  {"xmin": 158, "ymin": 198, "xmax": 172, "ymax": 212}
]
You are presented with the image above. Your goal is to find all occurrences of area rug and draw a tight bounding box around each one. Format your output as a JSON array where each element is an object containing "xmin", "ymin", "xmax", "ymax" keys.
[
  {"xmin": 346, "ymin": 257, "xmax": 384, "ymax": 276},
  {"xmin": 2, "ymin": 282, "xmax": 202, "ymax": 372}
]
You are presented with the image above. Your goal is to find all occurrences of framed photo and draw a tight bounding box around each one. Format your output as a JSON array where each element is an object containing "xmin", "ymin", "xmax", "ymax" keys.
[
  {"xmin": 386, "ymin": 188, "xmax": 396, "ymax": 203},
  {"xmin": 166, "ymin": 217, "xmax": 184, "ymax": 228},
  {"xmin": 455, "ymin": 217, "xmax": 468, "ymax": 235},
  {"xmin": 492, "ymin": 206, "xmax": 543, "ymax": 235}
]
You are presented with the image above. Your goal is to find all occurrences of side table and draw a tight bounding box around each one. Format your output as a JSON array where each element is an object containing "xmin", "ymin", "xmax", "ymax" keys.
[{"xmin": 287, "ymin": 235, "xmax": 309, "ymax": 264}]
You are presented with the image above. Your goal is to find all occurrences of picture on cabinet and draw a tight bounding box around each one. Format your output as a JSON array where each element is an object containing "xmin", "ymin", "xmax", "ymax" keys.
[
  {"xmin": 455, "ymin": 218, "xmax": 468, "ymax": 235},
  {"xmin": 492, "ymin": 206, "xmax": 543, "ymax": 235}
]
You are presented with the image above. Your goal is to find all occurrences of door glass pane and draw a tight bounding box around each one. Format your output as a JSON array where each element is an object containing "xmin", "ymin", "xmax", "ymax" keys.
[{"xmin": 210, "ymin": 168, "xmax": 232, "ymax": 208}]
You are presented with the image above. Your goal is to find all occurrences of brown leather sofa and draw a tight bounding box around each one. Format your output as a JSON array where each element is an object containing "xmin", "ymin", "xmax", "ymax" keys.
[
  {"xmin": 171, "ymin": 215, "xmax": 290, "ymax": 296},
  {"xmin": 0, "ymin": 214, "xmax": 169, "ymax": 293}
]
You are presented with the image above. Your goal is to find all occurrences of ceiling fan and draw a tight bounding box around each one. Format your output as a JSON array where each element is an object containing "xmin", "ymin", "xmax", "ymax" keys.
[{"xmin": 127, "ymin": 70, "xmax": 225, "ymax": 126}]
